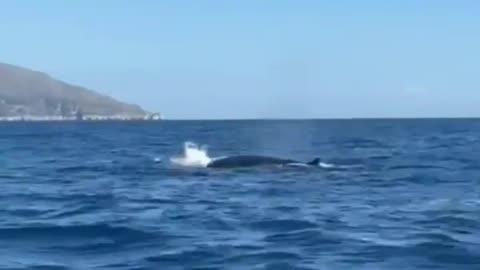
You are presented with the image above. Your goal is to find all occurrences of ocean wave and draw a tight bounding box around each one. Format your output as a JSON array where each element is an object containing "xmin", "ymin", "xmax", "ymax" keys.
[
  {"xmin": 388, "ymin": 164, "xmax": 448, "ymax": 170},
  {"xmin": 146, "ymin": 250, "xmax": 219, "ymax": 263},
  {"xmin": 55, "ymin": 164, "xmax": 110, "ymax": 173},
  {"xmin": 5, "ymin": 264, "xmax": 70, "ymax": 270},
  {"xmin": 3, "ymin": 120, "xmax": 480, "ymax": 269},
  {"xmin": 248, "ymin": 219, "xmax": 317, "ymax": 233},
  {"xmin": 264, "ymin": 229, "xmax": 343, "ymax": 247},
  {"xmin": 413, "ymin": 216, "xmax": 479, "ymax": 232},
  {"xmin": 0, "ymin": 224, "xmax": 155, "ymax": 243},
  {"xmin": 338, "ymin": 230, "xmax": 480, "ymax": 266},
  {"xmin": 224, "ymin": 251, "xmax": 302, "ymax": 263}
]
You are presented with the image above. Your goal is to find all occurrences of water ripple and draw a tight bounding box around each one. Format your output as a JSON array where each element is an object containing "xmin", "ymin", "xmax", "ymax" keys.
[{"xmin": 2, "ymin": 120, "xmax": 480, "ymax": 269}]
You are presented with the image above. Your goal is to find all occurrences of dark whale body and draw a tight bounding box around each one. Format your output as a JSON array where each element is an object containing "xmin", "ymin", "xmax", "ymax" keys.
[{"xmin": 206, "ymin": 155, "xmax": 320, "ymax": 168}]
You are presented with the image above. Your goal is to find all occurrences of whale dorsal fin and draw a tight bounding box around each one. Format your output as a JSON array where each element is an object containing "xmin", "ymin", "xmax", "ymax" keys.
[{"xmin": 307, "ymin": 158, "xmax": 321, "ymax": 166}]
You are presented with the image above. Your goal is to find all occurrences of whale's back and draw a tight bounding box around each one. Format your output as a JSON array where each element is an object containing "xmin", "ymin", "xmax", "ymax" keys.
[{"xmin": 207, "ymin": 155, "xmax": 296, "ymax": 168}]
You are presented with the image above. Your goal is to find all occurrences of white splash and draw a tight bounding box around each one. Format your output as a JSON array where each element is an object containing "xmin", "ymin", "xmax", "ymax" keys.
[
  {"xmin": 319, "ymin": 162, "xmax": 335, "ymax": 168},
  {"xmin": 170, "ymin": 141, "xmax": 212, "ymax": 167}
]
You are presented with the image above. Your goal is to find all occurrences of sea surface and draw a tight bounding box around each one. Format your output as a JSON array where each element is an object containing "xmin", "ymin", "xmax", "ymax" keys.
[{"xmin": 1, "ymin": 119, "xmax": 480, "ymax": 270}]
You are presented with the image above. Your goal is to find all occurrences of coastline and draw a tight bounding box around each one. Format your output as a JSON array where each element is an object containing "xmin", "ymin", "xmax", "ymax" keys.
[{"xmin": 0, "ymin": 113, "xmax": 162, "ymax": 122}]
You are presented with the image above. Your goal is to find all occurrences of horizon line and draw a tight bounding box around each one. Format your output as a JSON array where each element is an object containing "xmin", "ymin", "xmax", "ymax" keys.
[{"xmin": 159, "ymin": 116, "xmax": 480, "ymax": 121}]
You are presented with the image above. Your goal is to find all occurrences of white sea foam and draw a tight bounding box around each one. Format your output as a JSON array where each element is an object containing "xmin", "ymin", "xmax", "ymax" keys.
[
  {"xmin": 319, "ymin": 162, "xmax": 335, "ymax": 168},
  {"xmin": 170, "ymin": 141, "xmax": 212, "ymax": 167}
]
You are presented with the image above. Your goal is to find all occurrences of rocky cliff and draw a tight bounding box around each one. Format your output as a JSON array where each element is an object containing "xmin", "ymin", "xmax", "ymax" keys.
[{"xmin": 0, "ymin": 62, "xmax": 148, "ymax": 118}]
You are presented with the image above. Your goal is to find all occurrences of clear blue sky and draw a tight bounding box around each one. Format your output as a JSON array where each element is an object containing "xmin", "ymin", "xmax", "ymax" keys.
[{"xmin": 1, "ymin": 0, "xmax": 479, "ymax": 119}]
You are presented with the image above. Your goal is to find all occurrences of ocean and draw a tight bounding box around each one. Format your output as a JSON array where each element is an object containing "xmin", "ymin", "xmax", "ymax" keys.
[{"xmin": 1, "ymin": 119, "xmax": 479, "ymax": 270}]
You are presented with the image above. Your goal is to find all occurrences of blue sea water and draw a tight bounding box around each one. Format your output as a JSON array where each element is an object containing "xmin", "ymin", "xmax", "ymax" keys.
[{"xmin": 1, "ymin": 119, "xmax": 480, "ymax": 270}]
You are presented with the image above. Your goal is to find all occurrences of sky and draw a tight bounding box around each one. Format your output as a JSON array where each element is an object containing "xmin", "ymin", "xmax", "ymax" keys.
[{"xmin": 1, "ymin": 0, "xmax": 479, "ymax": 119}]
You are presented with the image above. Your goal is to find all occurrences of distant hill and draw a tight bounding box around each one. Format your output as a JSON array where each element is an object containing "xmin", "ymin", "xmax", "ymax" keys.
[{"xmin": 0, "ymin": 62, "xmax": 148, "ymax": 118}]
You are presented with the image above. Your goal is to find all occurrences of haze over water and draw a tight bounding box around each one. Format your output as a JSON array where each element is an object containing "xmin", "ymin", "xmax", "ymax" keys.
[{"xmin": 1, "ymin": 119, "xmax": 479, "ymax": 269}]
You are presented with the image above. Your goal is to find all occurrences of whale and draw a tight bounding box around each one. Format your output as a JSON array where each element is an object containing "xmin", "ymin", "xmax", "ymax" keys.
[{"xmin": 206, "ymin": 155, "xmax": 321, "ymax": 168}]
